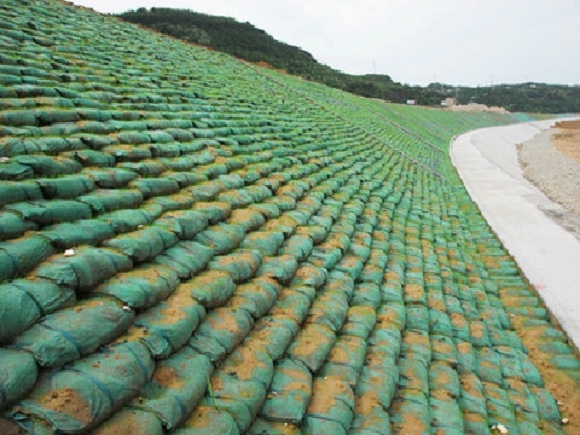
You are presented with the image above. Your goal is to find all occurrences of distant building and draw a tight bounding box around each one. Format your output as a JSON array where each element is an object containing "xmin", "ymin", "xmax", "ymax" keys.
[{"xmin": 441, "ymin": 97, "xmax": 458, "ymax": 106}]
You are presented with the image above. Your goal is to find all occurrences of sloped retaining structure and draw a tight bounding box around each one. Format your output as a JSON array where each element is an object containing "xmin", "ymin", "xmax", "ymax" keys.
[{"xmin": 0, "ymin": 1, "xmax": 579, "ymax": 434}]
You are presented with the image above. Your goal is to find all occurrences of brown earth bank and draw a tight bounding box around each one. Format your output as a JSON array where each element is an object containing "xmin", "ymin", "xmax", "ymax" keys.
[{"xmin": 553, "ymin": 120, "xmax": 580, "ymax": 163}]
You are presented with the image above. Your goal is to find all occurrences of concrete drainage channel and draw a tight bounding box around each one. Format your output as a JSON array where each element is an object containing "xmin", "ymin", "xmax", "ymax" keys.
[{"xmin": 451, "ymin": 118, "xmax": 580, "ymax": 351}]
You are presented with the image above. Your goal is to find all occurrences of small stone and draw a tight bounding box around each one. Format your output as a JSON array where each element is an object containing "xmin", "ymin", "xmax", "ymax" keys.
[
  {"xmin": 557, "ymin": 400, "xmax": 564, "ymax": 406},
  {"xmin": 562, "ymin": 418, "xmax": 569, "ymax": 425},
  {"xmin": 64, "ymin": 248, "xmax": 75, "ymax": 257}
]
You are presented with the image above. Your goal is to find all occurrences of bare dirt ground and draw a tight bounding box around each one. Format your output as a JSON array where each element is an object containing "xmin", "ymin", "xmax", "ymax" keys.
[
  {"xmin": 517, "ymin": 120, "xmax": 580, "ymax": 240},
  {"xmin": 553, "ymin": 120, "xmax": 580, "ymax": 163}
]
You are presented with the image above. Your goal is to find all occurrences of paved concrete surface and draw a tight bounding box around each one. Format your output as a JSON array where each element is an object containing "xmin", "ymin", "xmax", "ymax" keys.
[{"xmin": 451, "ymin": 119, "xmax": 580, "ymax": 350}]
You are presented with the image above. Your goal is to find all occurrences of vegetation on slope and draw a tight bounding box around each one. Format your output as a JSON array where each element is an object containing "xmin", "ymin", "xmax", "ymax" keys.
[
  {"xmin": 1, "ymin": 0, "xmax": 580, "ymax": 433},
  {"xmin": 119, "ymin": 7, "xmax": 580, "ymax": 113}
]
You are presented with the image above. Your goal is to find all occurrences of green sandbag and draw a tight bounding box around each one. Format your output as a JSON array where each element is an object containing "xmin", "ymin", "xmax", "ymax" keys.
[
  {"xmin": 92, "ymin": 409, "xmax": 163, "ymax": 435},
  {"xmin": 429, "ymin": 361, "xmax": 460, "ymax": 399},
  {"xmin": 208, "ymin": 249, "xmax": 262, "ymax": 283},
  {"xmin": 0, "ymin": 161, "xmax": 34, "ymax": 180},
  {"xmin": 482, "ymin": 382, "xmax": 518, "ymax": 429},
  {"xmin": 201, "ymin": 375, "xmax": 267, "ymax": 432},
  {"xmin": 270, "ymin": 288, "xmax": 313, "ymax": 327},
  {"xmin": 233, "ymin": 278, "xmax": 280, "ymax": 318},
  {"xmin": 458, "ymin": 373, "xmax": 487, "ymax": 416},
  {"xmin": 0, "ymin": 283, "xmax": 38, "ymax": 342},
  {"xmin": 189, "ymin": 308, "xmax": 253, "ymax": 362},
  {"xmin": 532, "ymin": 386, "xmax": 561, "ymax": 422},
  {"xmin": 320, "ymin": 335, "xmax": 367, "ymax": 387},
  {"xmin": 279, "ymin": 235, "xmax": 313, "ymax": 261},
  {"xmin": 192, "ymin": 201, "xmax": 232, "ymax": 225},
  {"xmin": 153, "ymin": 241, "xmax": 214, "ymax": 280},
  {"xmin": 0, "ymin": 278, "xmax": 75, "ymax": 343},
  {"xmin": 185, "ymin": 270, "xmax": 235, "ymax": 309},
  {"xmin": 228, "ymin": 208, "xmax": 266, "ymax": 232},
  {"xmin": 405, "ymin": 305, "xmax": 430, "ymax": 332},
  {"xmin": 12, "ymin": 296, "xmax": 134, "ymax": 367},
  {"xmin": 129, "ymin": 178, "xmax": 180, "ymax": 199},
  {"xmin": 134, "ymin": 287, "xmax": 206, "ymax": 358},
  {"xmin": 155, "ymin": 210, "xmax": 208, "ymax": 239},
  {"xmin": 351, "ymin": 282, "xmax": 381, "ymax": 309},
  {"xmin": 341, "ymin": 305, "xmax": 377, "ymax": 339},
  {"xmin": 95, "ymin": 263, "xmax": 180, "ymax": 310},
  {"xmin": 350, "ymin": 394, "xmax": 393, "ymax": 435},
  {"xmin": 12, "ymin": 341, "xmax": 154, "ymax": 433},
  {"xmin": 5, "ymin": 199, "xmax": 92, "ymax": 226},
  {"xmin": 0, "ymin": 234, "xmax": 54, "ymax": 282},
  {"xmin": 217, "ymin": 189, "xmax": 254, "ymax": 208},
  {"xmin": 13, "ymin": 155, "xmax": 81, "ymax": 176},
  {"xmin": 195, "ymin": 223, "xmax": 245, "ymax": 255},
  {"xmin": 82, "ymin": 168, "xmax": 138, "ymax": 188},
  {"xmin": 43, "ymin": 219, "xmax": 114, "ymax": 249},
  {"xmin": 98, "ymin": 204, "xmax": 162, "ymax": 233},
  {"xmin": 390, "ymin": 389, "xmax": 431, "ymax": 434},
  {"xmin": 77, "ymin": 188, "xmax": 144, "ymax": 213},
  {"xmin": 356, "ymin": 360, "xmax": 399, "ymax": 410},
  {"xmin": 430, "ymin": 396, "xmax": 464, "ymax": 432},
  {"xmin": 0, "ymin": 349, "xmax": 38, "ymax": 408},
  {"xmin": 34, "ymin": 246, "xmax": 132, "ymax": 292},
  {"xmin": 291, "ymin": 263, "xmax": 328, "ymax": 289},
  {"xmin": 103, "ymin": 226, "xmax": 178, "ymax": 263},
  {"xmin": 260, "ymin": 358, "xmax": 311, "ymax": 422},
  {"xmin": 134, "ymin": 347, "xmax": 212, "ymax": 429},
  {"xmin": 307, "ymin": 288, "xmax": 349, "ymax": 332},
  {"xmin": 250, "ymin": 315, "xmax": 298, "ymax": 360},
  {"xmin": 174, "ymin": 405, "xmax": 239, "ymax": 435},
  {"xmin": 476, "ymin": 347, "xmax": 503, "ymax": 385},
  {"xmin": 287, "ymin": 323, "xmax": 336, "ymax": 372},
  {"xmin": 305, "ymin": 376, "xmax": 354, "ymax": 435},
  {"xmin": 37, "ymin": 175, "xmax": 95, "ymax": 199},
  {"xmin": 257, "ymin": 254, "xmax": 298, "ymax": 284},
  {"xmin": 240, "ymin": 231, "xmax": 285, "ymax": 256},
  {"xmin": 66, "ymin": 149, "xmax": 116, "ymax": 167}
]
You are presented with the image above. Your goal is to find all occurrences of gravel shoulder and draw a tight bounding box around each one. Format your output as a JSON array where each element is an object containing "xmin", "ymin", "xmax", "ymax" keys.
[{"xmin": 518, "ymin": 122, "xmax": 580, "ymax": 240}]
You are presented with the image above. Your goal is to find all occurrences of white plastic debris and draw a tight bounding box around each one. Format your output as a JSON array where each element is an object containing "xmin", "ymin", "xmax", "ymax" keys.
[
  {"xmin": 562, "ymin": 418, "xmax": 569, "ymax": 425},
  {"xmin": 0, "ymin": 157, "xmax": 10, "ymax": 163},
  {"xmin": 491, "ymin": 424, "xmax": 509, "ymax": 434},
  {"xmin": 63, "ymin": 249, "xmax": 76, "ymax": 257},
  {"xmin": 122, "ymin": 305, "xmax": 132, "ymax": 312}
]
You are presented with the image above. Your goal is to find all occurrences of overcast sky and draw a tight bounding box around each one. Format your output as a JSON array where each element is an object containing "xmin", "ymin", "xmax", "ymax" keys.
[{"xmin": 70, "ymin": 0, "xmax": 579, "ymax": 87}]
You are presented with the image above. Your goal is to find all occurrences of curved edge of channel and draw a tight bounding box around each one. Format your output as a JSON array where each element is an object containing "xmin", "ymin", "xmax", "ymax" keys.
[{"xmin": 450, "ymin": 117, "xmax": 580, "ymax": 350}]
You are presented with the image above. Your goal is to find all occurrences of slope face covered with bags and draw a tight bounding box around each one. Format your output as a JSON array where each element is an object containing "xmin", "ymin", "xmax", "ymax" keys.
[{"xmin": 1, "ymin": 1, "xmax": 579, "ymax": 434}]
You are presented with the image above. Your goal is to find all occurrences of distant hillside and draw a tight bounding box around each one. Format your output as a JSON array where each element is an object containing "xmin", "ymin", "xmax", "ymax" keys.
[
  {"xmin": 118, "ymin": 7, "xmax": 442, "ymax": 105},
  {"xmin": 430, "ymin": 82, "xmax": 580, "ymax": 114},
  {"xmin": 119, "ymin": 7, "xmax": 580, "ymax": 113}
]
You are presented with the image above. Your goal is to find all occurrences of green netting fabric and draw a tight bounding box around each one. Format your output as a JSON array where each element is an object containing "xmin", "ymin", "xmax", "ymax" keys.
[{"xmin": 0, "ymin": 0, "xmax": 578, "ymax": 433}]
